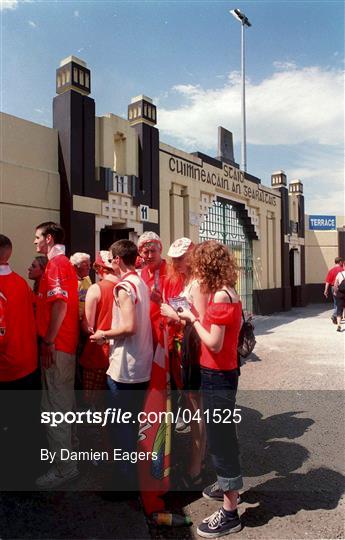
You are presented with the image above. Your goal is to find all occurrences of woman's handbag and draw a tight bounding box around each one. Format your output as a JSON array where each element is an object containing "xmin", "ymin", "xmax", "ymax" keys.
[
  {"xmin": 238, "ymin": 312, "xmax": 256, "ymax": 358},
  {"xmin": 222, "ymin": 289, "xmax": 256, "ymax": 359}
]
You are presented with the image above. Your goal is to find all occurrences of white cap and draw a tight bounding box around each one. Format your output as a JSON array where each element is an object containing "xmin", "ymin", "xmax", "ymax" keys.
[{"xmin": 167, "ymin": 237, "xmax": 193, "ymax": 258}]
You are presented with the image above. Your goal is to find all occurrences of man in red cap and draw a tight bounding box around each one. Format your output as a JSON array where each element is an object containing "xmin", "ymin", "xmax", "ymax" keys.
[{"xmin": 138, "ymin": 232, "xmax": 167, "ymax": 346}]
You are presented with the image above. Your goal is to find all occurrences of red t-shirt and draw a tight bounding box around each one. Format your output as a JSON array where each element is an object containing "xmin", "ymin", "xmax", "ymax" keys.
[
  {"xmin": 0, "ymin": 269, "xmax": 38, "ymax": 381},
  {"xmin": 163, "ymin": 272, "xmax": 186, "ymax": 351},
  {"xmin": 36, "ymin": 254, "xmax": 79, "ymax": 354},
  {"xmin": 80, "ymin": 279, "xmax": 116, "ymax": 369},
  {"xmin": 325, "ymin": 265, "xmax": 343, "ymax": 286},
  {"xmin": 200, "ymin": 299, "xmax": 242, "ymax": 371}
]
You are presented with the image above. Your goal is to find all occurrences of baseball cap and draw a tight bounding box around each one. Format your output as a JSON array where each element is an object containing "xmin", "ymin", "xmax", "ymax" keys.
[
  {"xmin": 138, "ymin": 231, "xmax": 162, "ymax": 252},
  {"xmin": 94, "ymin": 250, "xmax": 113, "ymax": 270},
  {"xmin": 167, "ymin": 237, "xmax": 193, "ymax": 258}
]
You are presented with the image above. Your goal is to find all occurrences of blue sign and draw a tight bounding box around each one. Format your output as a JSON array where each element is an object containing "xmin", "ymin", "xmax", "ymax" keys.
[{"xmin": 309, "ymin": 215, "xmax": 336, "ymax": 230}]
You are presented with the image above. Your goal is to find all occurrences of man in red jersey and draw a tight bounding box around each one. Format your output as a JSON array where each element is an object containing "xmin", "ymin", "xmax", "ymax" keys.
[
  {"xmin": 324, "ymin": 257, "xmax": 344, "ymax": 324},
  {"xmin": 0, "ymin": 234, "xmax": 39, "ymax": 487},
  {"xmin": 137, "ymin": 232, "xmax": 172, "ymax": 514},
  {"xmin": 138, "ymin": 231, "xmax": 167, "ymax": 346},
  {"xmin": 33, "ymin": 222, "xmax": 79, "ymax": 489}
]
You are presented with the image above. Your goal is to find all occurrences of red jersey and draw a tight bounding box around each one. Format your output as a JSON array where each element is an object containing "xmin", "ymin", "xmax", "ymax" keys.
[
  {"xmin": 200, "ymin": 298, "xmax": 242, "ymax": 371},
  {"xmin": 141, "ymin": 260, "xmax": 168, "ymax": 345},
  {"xmin": 80, "ymin": 279, "xmax": 116, "ymax": 369},
  {"xmin": 0, "ymin": 267, "xmax": 37, "ymax": 381},
  {"xmin": 325, "ymin": 265, "xmax": 343, "ymax": 286},
  {"xmin": 36, "ymin": 252, "xmax": 79, "ymax": 354}
]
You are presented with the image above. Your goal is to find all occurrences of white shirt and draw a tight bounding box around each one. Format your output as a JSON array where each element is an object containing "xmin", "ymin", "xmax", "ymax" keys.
[
  {"xmin": 334, "ymin": 270, "xmax": 345, "ymax": 297},
  {"xmin": 107, "ymin": 272, "xmax": 153, "ymax": 383}
]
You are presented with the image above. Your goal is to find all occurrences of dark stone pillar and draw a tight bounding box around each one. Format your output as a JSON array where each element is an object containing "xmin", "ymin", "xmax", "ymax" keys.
[
  {"xmin": 338, "ymin": 229, "xmax": 345, "ymax": 259},
  {"xmin": 131, "ymin": 123, "xmax": 160, "ymax": 234},
  {"xmin": 280, "ymin": 186, "xmax": 291, "ymax": 310},
  {"xmin": 53, "ymin": 90, "xmax": 106, "ymax": 259}
]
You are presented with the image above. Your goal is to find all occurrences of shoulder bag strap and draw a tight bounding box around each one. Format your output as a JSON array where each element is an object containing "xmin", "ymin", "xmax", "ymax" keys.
[{"xmin": 221, "ymin": 289, "xmax": 245, "ymax": 323}]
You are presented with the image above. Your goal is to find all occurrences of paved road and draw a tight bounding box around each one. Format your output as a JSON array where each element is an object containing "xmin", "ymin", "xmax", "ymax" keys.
[
  {"xmin": 185, "ymin": 304, "xmax": 345, "ymax": 539},
  {"xmin": 1, "ymin": 304, "xmax": 344, "ymax": 539}
]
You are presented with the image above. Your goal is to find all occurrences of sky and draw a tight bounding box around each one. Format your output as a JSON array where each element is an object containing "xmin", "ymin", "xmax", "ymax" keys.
[{"xmin": 1, "ymin": 0, "xmax": 344, "ymax": 215}]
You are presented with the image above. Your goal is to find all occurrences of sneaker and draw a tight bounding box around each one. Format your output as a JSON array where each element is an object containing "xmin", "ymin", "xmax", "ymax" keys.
[
  {"xmin": 197, "ymin": 508, "xmax": 242, "ymax": 538},
  {"xmin": 203, "ymin": 482, "xmax": 241, "ymax": 504},
  {"xmin": 35, "ymin": 467, "xmax": 79, "ymax": 489},
  {"xmin": 202, "ymin": 481, "xmax": 223, "ymax": 501},
  {"xmin": 337, "ymin": 325, "xmax": 341, "ymax": 332},
  {"xmin": 331, "ymin": 315, "xmax": 337, "ymax": 325},
  {"xmin": 175, "ymin": 418, "xmax": 191, "ymax": 434}
]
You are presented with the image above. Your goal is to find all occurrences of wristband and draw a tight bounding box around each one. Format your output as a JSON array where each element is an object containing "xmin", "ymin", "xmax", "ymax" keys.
[{"xmin": 192, "ymin": 318, "xmax": 200, "ymax": 326}]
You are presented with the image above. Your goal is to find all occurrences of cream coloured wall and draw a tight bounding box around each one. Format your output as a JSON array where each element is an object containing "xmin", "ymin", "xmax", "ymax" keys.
[
  {"xmin": 0, "ymin": 112, "xmax": 60, "ymax": 280},
  {"xmin": 305, "ymin": 215, "xmax": 345, "ymax": 284},
  {"xmin": 159, "ymin": 142, "xmax": 282, "ymax": 290},
  {"xmin": 95, "ymin": 114, "xmax": 138, "ymax": 176}
]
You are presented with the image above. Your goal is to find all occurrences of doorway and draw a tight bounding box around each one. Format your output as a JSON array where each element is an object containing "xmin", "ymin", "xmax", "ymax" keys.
[{"xmin": 100, "ymin": 227, "xmax": 134, "ymax": 251}]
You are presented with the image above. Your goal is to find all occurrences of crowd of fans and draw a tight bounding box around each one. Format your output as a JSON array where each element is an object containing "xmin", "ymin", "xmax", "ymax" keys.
[{"xmin": 0, "ymin": 223, "xmax": 244, "ymax": 537}]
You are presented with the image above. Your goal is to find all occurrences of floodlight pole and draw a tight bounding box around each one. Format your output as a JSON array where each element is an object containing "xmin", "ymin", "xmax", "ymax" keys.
[
  {"xmin": 240, "ymin": 20, "xmax": 247, "ymax": 172},
  {"xmin": 230, "ymin": 9, "xmax": 251, "ymax": 173}
]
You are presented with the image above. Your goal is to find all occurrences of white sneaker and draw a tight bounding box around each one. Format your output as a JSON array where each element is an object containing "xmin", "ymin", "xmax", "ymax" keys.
[
  {"xmin": 35, "ymin": 467, "xmax": 79, "ymax": 489},
  {"xmin": 175, "ymin": 418, "xmax": 191, "ymax": 433}
]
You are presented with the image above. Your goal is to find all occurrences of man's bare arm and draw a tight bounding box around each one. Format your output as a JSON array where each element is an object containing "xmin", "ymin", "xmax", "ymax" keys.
[{"xmin": 90, "ymin": 288, "xmax": 137, "ymax": 343}]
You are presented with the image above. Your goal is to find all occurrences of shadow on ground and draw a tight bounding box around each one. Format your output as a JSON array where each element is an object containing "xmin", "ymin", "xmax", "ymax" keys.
[
  {"xmin": 253, "ymin": 303, "xmax": 332, "ymax": 337},
  {"xmin": 148, "ymin": 399, "xmax": 345, "ymax": 539}
]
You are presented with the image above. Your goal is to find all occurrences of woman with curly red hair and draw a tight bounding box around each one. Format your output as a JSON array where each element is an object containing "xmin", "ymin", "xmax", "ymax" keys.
[{"xmin": 178, "ymin": 240, "xmax": 243, "ymax": 537}]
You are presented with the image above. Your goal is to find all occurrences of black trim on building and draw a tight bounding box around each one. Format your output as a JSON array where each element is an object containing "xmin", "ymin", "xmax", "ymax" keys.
[
  {"xmin": 338, "ymin": 229, "xmax": 345, "ymax": 259},
  {"xmin": 191, "ymin": 152, "xmax": 223, "ymax": 170},
  {"xmin": 253, "ymin": 288, "xmax": 283, "ymax": 315},
  {"xmin": 279, "ymin": 186, "xmax": 292, "ymax": 311},
  {"xmin": 143, "ymin": 222, "xmax": 159, "ymax": 234},
  {"xmin": 217, "ymin": 196, "xmax": 259, "ymax": 240},
  {"xmin": 70, "ymin": 211, "xmax": 96, "ymax": 256},
  {"xmin": 53, "ymin": 89, "xmax": 107, "ymax": 260},
  {"xmin": 298, "ymin": 194, "xmax": 305, "ymax": 238},
  {"xmin": 244, "ymin": 172, "xmax": 261, "ymax": 185},
  {"xmin": 300, "ymin": 245, "xmax": 307, "ymax": 306},
  {"xmin": 305, "ymin": 283, "xmax": 333, "ymax": 305},
  {"xmin": 132, "ymin": 123, "xmax": 160, "ymax": 212}
]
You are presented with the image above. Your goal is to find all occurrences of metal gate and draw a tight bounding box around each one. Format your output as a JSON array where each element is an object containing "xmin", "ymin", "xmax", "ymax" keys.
[{"xmin": 199, "ymin": 198, "xmax": 253, "ymax": 312}]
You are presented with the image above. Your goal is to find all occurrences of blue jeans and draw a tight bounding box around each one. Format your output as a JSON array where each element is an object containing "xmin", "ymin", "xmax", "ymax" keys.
[
  {"xmin": 201, "ymin": 368, "xmax": 243, "ymax": 492},
  {"xmin": 106, "ymin": 376, "xmax": 148, "ymax": 489},
  {"xmin": 331, "ymin": 287, "xmax": 337, "ymax": 317}
]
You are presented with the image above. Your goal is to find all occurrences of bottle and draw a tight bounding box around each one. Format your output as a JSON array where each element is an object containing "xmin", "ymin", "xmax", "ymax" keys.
[{"xmin": 152, "ymin": 512, "xmax": 192, "ymax": 526}]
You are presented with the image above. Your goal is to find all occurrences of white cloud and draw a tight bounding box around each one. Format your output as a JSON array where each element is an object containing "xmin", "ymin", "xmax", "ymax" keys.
[
  {"xmin": 288, "ymin": 146, "xmax": 344, "ymax": 215},
  {"xmin": 273, "ymin": 60, "xmax": 297, "ymax": 70},
  {"xmin": 74, "ymin": 10, "xmax": 79, "ymax": 17},
  {"xmin": 158, "ymin": 65, "xmax": 344, "ymax": 215},
  {"xmin": 28, "ymin": 20, "xmax": 37, "ymax": 27},
  {"xmin": 0, "ymin": 0, "xmax": 18, "ymax": 10},
  {"xmin": 306, "ymin": 190, "xmax": 344, "ymax": 215},
  {"xmin": 158, "ymin": 66, "xmax": 344, "ymax": 149},
  {"xmin": 0, "ymin": 0, "xmax": 34, "ymax": 10}
]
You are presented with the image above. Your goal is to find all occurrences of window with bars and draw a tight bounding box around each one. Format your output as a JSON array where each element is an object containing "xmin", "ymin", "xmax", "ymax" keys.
[{"xmin": 199, "ymin": 198, "xmax": 253, "ymax": 312}]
